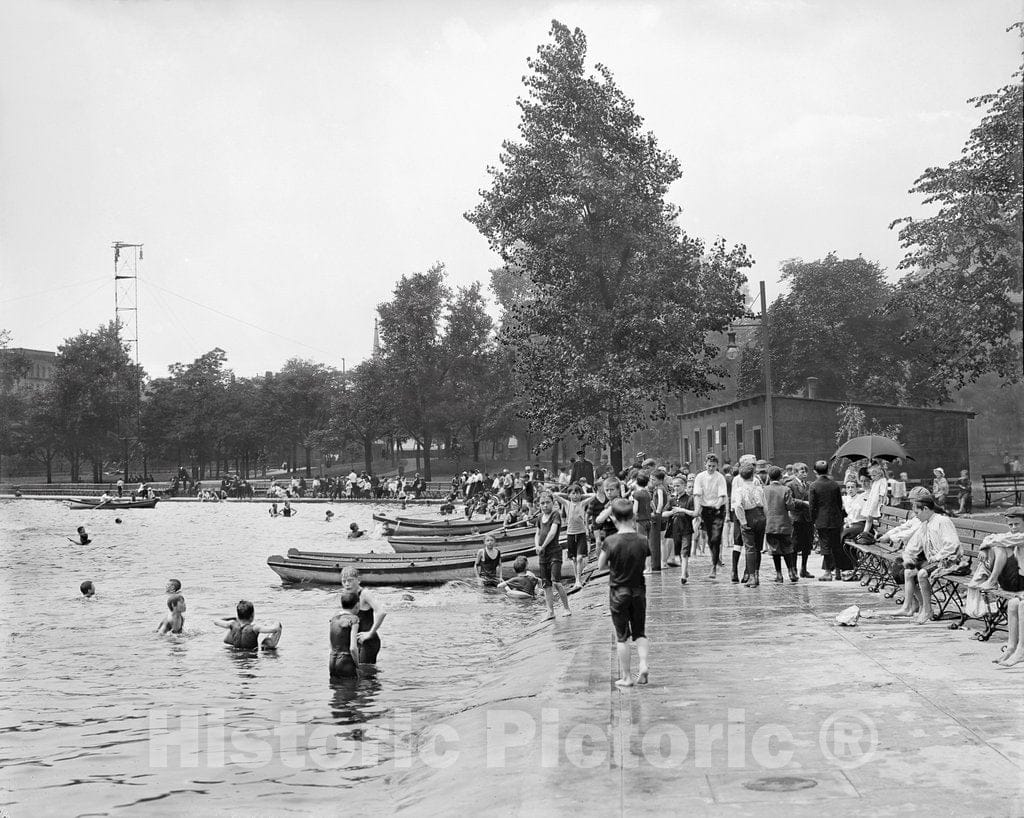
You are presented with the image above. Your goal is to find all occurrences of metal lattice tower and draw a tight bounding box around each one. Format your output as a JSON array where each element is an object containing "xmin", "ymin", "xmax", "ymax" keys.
[
  {"xmin": 113, "ymin": 242, "xmax": 143, "ymax": 368},
  {"xmin": 113, "ymin": 242, "xmax": 143, "ymax": 480}
]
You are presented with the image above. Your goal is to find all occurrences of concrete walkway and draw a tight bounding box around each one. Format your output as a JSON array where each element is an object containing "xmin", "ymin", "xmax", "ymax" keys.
[{"xmin": 395, "ymin": 566, "xmax": 1024, "ymax": 816}]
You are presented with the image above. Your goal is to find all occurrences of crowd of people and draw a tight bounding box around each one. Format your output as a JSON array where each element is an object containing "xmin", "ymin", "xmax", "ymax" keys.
[{"xmin": 462, "ymin": 448, "xmax": 1021, "ymax": 684}]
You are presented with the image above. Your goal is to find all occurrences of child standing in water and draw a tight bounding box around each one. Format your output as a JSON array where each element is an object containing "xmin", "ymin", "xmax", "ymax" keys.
[
  {"xmin": 329, "ymin": 590, "xmax": 361, "ymax": 680},
  {"xmin": 158, "ymin": 593, "xmax": 187, "ymax": 634},
  {"xmin": 80, "ymin": 580, "xmax": 95, "ymax": 598},
  {"xmin": 214, "ymin": 600, "xmax": 283, "ymax": 650},
  {"xmin": 474, "ymin": 532, "xmax": 503, "ymax": 587},
  {"xmin": 75, "ymin": 526, "xmax": 91, "ymax": 545}
]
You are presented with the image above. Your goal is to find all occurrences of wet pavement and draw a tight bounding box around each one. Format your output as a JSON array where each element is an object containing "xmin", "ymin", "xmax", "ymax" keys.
[{"xmin": 393, "ymin": 562, "xmax": 1024, "ymax": 816}]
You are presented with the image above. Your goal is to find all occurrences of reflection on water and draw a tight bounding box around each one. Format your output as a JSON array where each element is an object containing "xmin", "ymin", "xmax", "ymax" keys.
[{"xmin": 0, "ymin": 499, "xmax": 542, "ymax": 814}]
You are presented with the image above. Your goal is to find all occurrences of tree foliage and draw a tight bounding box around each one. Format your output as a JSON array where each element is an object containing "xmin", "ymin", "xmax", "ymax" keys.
[
  {"xmin": 889, "ymin": 24, "xmax": 1024, "ymax": 390},
  {"xmin": 737, "ymin": 255, "xmax": 934, "ymax": 404},
  {"xmin": 466, "ymin": 21, "xmax": 750, "ymax": 469}
]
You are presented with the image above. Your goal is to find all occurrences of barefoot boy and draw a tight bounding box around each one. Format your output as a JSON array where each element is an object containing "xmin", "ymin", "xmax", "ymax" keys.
[
  {"xmin": 214, "ymin": 600, "xmax": 283, "ymax": 650},
  {"xmin": 535, "ymin": 492, "xmax": 570, "ymax": 620},
  {"xmin": 598, "ymin": 498, "xmax": 651, "ymax": 687},
  {"xmin": 158, "ymin": 593, "xmax": 187, "ymax": 634}
]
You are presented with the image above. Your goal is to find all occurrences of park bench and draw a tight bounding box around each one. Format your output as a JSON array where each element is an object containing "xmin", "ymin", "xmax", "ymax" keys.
[
  {"xmin": 929, "ymin": 517, "xmax": 1018, "ymax": 641},
  {"xmin": 847, "ymin": 505, "xmax": 913, "ymax": 599},
  {"xmin": 981, "ymin": 473, "xmax": 1023, "ymax": 507},
  {"xmin": 847, "ymin": 508, "xmax": 1015, "ymax": 639}
]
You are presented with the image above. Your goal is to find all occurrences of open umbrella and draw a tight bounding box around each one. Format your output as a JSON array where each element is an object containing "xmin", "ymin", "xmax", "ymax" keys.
[{"xmin": 831, "ymin": 435, "xmax": 913, "ymax": 463}]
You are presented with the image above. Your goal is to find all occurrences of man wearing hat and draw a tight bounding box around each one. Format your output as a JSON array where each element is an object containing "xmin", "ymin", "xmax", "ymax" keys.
[{"xmin": 570, "ymin": 448, "xmax": 595, "ymax": 488}]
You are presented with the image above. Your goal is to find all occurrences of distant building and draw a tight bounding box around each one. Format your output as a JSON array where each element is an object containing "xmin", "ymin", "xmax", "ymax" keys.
[
  {"xmin": 678, "ymin": 393, "xmax": 974, "ymax": 478},
  {"xmin": 9, "ymin": 348, "xmax": 56, "ymax": 391}
]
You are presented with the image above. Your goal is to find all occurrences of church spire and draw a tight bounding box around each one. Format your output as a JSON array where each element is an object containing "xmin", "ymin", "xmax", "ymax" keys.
[{"xmin": 372, "ymin": 317, "xmax": 381, "ymax": 358}]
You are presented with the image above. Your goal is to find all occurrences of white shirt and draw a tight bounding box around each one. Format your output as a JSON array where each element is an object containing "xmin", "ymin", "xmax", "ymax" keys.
[
  {"xmin": 843, "ymin": 492, "xmax": 867, "ymax": 525},
  {"xmin": 902, "ymin": 514, "xmax": 961, "ymax": 563},
  {"xmin": 693, "ymin": 470, "xmax": 727, "ymax": 512},
  {"xmin": 731, "ymin": 476, "xmax": 766, "ymax": 513},
  {"xmin": 862, "ymin": 478, "xmax": 888, "ymax": 519}
]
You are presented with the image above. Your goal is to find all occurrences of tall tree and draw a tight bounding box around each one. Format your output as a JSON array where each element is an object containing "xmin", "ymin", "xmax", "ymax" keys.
[
  {"xmin": 377, "ymin": 265, "xmax": 454, "ymax": 481},
  {"xmin": 737, "ymin": 255, "xmax": 930, "ymax": 403},
  {"xmin": 466, "ymin": 21, "xmax": 750, "ymax": 469},
  {"xmin": 264, "ymin": 359, "xmax": 341, "ymax": 476},
  {"xmin": 51, "ymin": 322, "xmax": 144, "ymax": 482},
  {"xmin": 337, "ymin": 357, "xmax": 398, "ymax": 473},
  {"xmin": 889, "ymin": 25, "xmax": 1023, "ymax": 391},
  {"xmin": 0, "ymin": 331, "xmax": 30, "ymax": 476}
]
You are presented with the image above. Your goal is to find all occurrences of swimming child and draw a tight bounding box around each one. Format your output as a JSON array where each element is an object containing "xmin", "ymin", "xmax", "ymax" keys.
[
  {"xmin": 347, "ymin": 522, "xmax": 365, "ymax": 539},
  {"xmin": 80, "ymin": 580, "xmax": 95, "ymax": 597},
  {"xmin": 282, "ymin": 501, "xmax": 295, "ymax": 518},
  {"xmin": 325, "ymin": 510, "xmax": 335, "ymax": 522},
  {"xmin": 474, "ymin": 533, "xmax": 503, "ymax": 587},
  {"xmin": 75, "ymin": 526, "xmax": 91, "ymax": 545},
  {"xmin": 157, "ymin": 593, "xmax": 187, "ymax": 634},
  {"xmin": 269, "ymin": 502, "xmax": 279, "ymax": 518},
  {"xmin": 165, "ymin": 578, "xmax": 182, "ymax": 594},
  {"xmin": 213, "ymin": 600, "xmax": 283, "ymax": 650},
  {"xmin": 329, "ymin": 590, "xmax": 361, "ymax": 680},
  {"xmin": 497, "ymin": 556, "xmax": 539, "ymax": 598}
]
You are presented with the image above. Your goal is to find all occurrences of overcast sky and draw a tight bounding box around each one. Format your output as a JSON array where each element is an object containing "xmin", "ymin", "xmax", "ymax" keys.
[{"xmin": 1, "ymin": 1, "xmax": 1020, "ymax": 378}]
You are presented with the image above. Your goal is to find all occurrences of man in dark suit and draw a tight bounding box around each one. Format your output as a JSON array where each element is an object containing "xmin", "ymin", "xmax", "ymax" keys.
[
  {"xmin": 808, "ymin": 459, "xmax": 847, "ymax": 581},
  {"xmin": 570, "ymin": 448, "xmax": 595, "ymax": 487}
]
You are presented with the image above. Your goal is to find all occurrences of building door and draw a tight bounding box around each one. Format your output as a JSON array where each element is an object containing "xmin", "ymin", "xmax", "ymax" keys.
[{"xmin": 753, "ymin": 427, "xmax": 762, "ymax": 460}]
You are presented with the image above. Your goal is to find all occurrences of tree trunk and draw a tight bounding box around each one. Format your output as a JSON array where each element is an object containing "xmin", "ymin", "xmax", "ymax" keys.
[
  {"xmin": 422, "ymin": 434, "xmax": 433, "ymax": 481},
  {"xmin": 609, "ymin": 412, "xmax": 623, "ymax": 473},
  {"xmin": 304, "ymin": 446, "xmax": 312, "ymax": 476},
  {"xmin": 360, "ymin": 438, "xmax": 372, "ymax": 473},
  {"xmin": 45, "ymin": 451, "xmax": 53, "ymax": 483},
  {"xmin": 551, "ymin": 439, "xmax": 560, "ymax": 474}
]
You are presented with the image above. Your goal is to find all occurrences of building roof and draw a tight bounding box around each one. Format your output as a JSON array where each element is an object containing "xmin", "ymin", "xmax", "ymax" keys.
[{"xmin": 678, "ymin": 393, "xmax": 976, "ymax": 420}]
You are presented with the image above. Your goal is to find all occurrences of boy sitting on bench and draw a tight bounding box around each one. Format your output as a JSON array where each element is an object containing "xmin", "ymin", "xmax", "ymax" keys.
[{"xmin": 893, "ymin": 496, "xmax": 961, "ymax": 624}]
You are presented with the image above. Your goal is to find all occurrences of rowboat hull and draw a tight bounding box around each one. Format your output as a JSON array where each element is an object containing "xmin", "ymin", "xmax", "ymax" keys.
[
  {"xmin": 68, "ymin": 497, "xmax": 159, "ymax": 510},
  {"xmin": 372, "ymin": 513, "xmax": 505, "ymax": 535},
  {"xmin": 268, "ymin": 542, "xmax": 558, "ymax": 586},
  {"xmin": 387, "ymin": 526, "xmax": 535, "ymax": 552}
]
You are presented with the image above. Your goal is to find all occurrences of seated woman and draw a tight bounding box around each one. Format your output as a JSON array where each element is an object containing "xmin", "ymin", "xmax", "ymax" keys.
[{"xmin": 932, "ymin": 467, "xmax": 949, "ymax": 511}]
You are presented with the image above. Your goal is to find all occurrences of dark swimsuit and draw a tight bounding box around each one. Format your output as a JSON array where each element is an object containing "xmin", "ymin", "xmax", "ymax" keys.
[
  {"xmin": 478, "ymin": 548, "xmax": 502, "ymax": 586},
  {"xmin": 226, "ymin": 621, "xmax": 259, "ymax": 650},
  {"xmin": 356, "ymin": 603, "xmax": 380, "ymax": 663},
  {"xmin": 329, "ymin": 614, "xmax": 359, "ymax": 678}
]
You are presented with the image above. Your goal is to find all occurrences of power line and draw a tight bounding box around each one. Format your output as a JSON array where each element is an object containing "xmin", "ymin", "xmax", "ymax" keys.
[
  {"xmin": 0, "ymin": 276, "xmax": 108, "ymax": 305},
  {"xmin": 145, "ymin": 279, "xmax": 341, "ymax": 360}
]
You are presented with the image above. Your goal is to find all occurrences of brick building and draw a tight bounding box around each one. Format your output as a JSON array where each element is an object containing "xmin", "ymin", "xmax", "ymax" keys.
[
  {"xmin": 677, "ymin": 394, "xmax": 974, "ymax": 478},
  {"xmin": 9, "ymin": 348, "xmax": 56, "ymax": 391}
]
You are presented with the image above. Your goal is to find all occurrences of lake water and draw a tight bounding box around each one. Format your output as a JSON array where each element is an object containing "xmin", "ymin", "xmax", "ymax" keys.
[{"xmin": 0, "ymin": 499, "xmax": 545, "ymax": 815}]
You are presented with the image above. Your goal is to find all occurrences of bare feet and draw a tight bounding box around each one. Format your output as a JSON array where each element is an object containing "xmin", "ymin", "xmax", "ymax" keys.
[
  {"xmin": 562, "ymin": 609, "xmax": 572, "ymax": 616},
  {"xmin": 614, "ymin": 677, "xmax": 635, "ymax": 687},
  {"xmin": 540, "ymin": 612, "xmax": 555, "ymax": 622},
  {"xmin": 915, "ymin": 610, "xmax": 933, "ymax": 624},
  {"xmin": 636, "ymin": 668, "xmax": 649, "ymax": 685},
  {"xmin": 999, "ymin": 650, "xmax": 1024, "ymax": 667},
  {"xmin": 893, "ymin": 608, "xmax": 915, "ymax": 617}
]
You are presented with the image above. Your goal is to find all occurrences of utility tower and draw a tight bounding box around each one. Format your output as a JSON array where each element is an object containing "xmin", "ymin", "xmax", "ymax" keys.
[{"xmin": 113, "ymin": 241, "xmax": 143, "ymax": 482}]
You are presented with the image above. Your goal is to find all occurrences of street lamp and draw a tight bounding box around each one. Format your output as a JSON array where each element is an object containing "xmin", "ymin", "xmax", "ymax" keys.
[{"xmin": 724, "ymin": 281, "xmax": 774, "ymax": 461}]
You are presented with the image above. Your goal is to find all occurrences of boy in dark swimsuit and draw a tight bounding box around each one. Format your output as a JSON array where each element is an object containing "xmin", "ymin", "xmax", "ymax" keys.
[
  {"xmin": 214, "ymin": 600, "xmax": 283, "ymax": 650},
  {"xmin": 340, "ymin": 568, "xmax": 385, "ymax": 663},
  {"xmin": 329, "ymin": 590, "xmax": 360, "ymax": 679},
  {"xmin": 75, "ymin": 526, "xmax": 91, "ymax": 545},
  {"xmin": 80, "ymin": 580, "xmax": 95, "ymax": 597}
]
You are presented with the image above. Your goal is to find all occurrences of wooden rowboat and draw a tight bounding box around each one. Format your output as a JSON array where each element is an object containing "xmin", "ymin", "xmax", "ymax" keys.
[
  {"xmin": 387, "ymin": 525, "xmax": 536, "ymax": 552},
  {"xmin": 372, "ymin": 513, "xmax": 505, "ymax": 535},
  {"xmin": 68, "ymin": 497, "xmax": 159, "ymax": 510},
  {"xmin": 267, "ymin": 542, "xmax": 551, "ymax": 586}
]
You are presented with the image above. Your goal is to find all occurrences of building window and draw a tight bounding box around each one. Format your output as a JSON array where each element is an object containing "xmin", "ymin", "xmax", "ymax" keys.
[
  {"xmin": 694, "ymin": 429, "xmax": 701, "ymax": 459},
  {"xmin": 683, "ymin": 437, "xmax": 690, "ymax": 464},
  {"xmin": 736, "ymin": 421, "xmax": 744, "ymax": 455},
  {"xmin": 752, "ymin": 426, "xmax": 762, "ymax": 460},
  {"xmin": 706, "ymin": 427, "xmax": 713, "ymax": 451},
  {"xmin": 714, "ymin": 427, "xmax": 721, "ymax": 446},
  {"xmin": 720, "ymin": 423, "xmax": 728, "ymax": 453}
]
